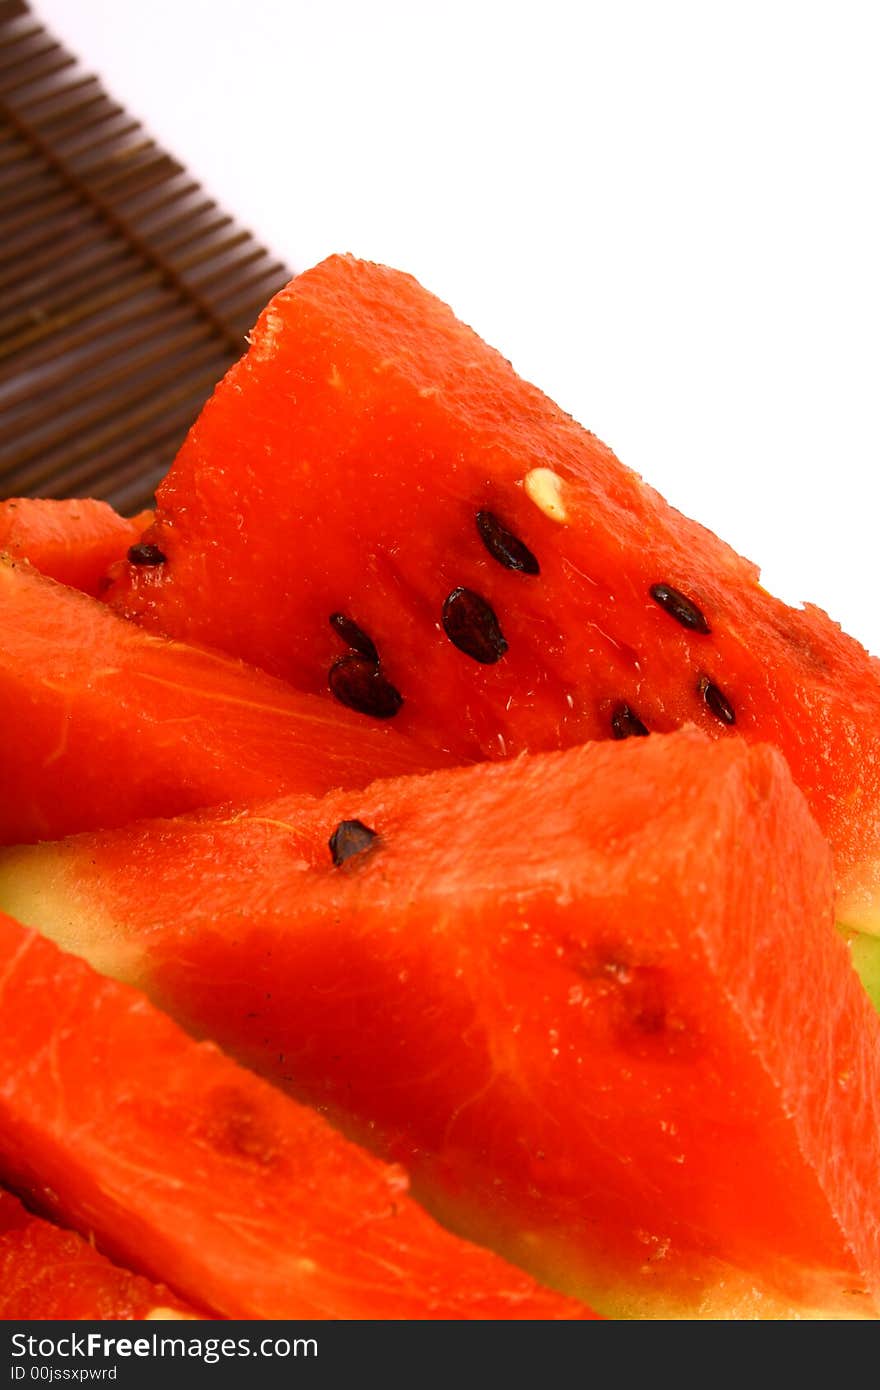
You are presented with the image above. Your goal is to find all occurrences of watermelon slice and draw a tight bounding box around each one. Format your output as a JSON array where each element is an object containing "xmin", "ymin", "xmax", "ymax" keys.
[
  {"xmin": 0, "ymin": 912, "xmax": 593, "ymax": 1321},
  {"xmin": 5, "ymin": 730, "xmax": 879, "ymax": 1319},
  {"xmin": 0, "ymin": 558, "xmax": 449, "ymax": 845},
  {"xmin": 0, "ymin": 498, "xmax": 152, "ymax": 597},
  {"xmin": 104, "ymin": 255, "xmax": 880, "ymax": 933},
  {"xmin": 0, "ymin": 1186, "xmax": 200, "ymax": 1320}
]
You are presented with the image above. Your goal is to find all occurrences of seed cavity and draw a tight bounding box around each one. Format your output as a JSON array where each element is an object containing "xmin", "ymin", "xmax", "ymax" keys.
[
  {"xmin": 442, "ymin": 588, "xmax": 508, "ymax": 665},
  {"xmin": 329, "ymin": 655, "xmax": 403, "ymax": 719},
  {"xmin": 475, "ymin": 510, "xmax": 540, "ymax": 575},
  {"xmin": 128, "ymin": 543, "xmax": 167, "ymax": 567},
  {"xmin": 329, "ymin": 612, "xmax": 379, "ymax": 664},
  {"xmin": 698, "ymin": 675, "xmax": 736, "ymax": 725},
  {"xmin": 611, "ymin": 703, "xmax": 650, "ymax": 740},
  {"xmin": 523, "ymin": 467, "xmax": 567, "ymax": 522},
  {"xmin": 649, "ymin": 583, "xmax": 711, "ymax": 634},
  {"xmin": 329, "ymin": 819, "xmax": 378, "ymax": 866}
]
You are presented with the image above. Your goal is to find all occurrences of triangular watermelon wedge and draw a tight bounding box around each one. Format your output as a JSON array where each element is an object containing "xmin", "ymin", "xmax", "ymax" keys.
[
  {"xmin": 104, "ymin": 255, "xmax": 880, "ymax": 932},
  {"xmin": 0, "ymin": 497, "xmax": 152, "ymax": 597},
  {"xmin": 0, "ymin": 558, "xmax": 450, "ymax": 845},
  {"xmin": 0, "ymin": 912, "xmax": 594, "ymax": 1321},
  {"xmin": 5, "ymin": 730, "xmax": 880, "ymax": 1318},
  {"xmin": 0, "ymin": 1186, "xmax": 201, "ymax": 1321}
]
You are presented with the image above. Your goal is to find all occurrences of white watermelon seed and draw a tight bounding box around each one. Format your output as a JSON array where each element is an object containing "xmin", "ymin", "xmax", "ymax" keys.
[{"xmin": 523, "ymin": 468, "xmax": 567, "ymax": 522}]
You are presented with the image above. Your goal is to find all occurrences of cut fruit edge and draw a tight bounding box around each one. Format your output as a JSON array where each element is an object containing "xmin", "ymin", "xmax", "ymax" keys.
[{"xmin": 2, "ymin": 730, "xmax": 880, "ymax": 1319}]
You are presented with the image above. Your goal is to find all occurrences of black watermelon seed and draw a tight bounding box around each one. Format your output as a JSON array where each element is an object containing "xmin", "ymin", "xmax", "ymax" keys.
[
  {"xmin": 328, "ymin": 654, "xmax": 403, "ymax": 719},
  {"xmin": 649, "ymin": 583, "xmax": 711, "ymax": 634},
  {"xmin": 329, "ymin": 819, "xmax": 378, "ymax": 866},
  {"xmin": 441, "ymin": 587, "xmax": 509, "ymax": 665},
  {"xmin": 127, "ymin": 543, "xmax": 167, "ymax": 567},
  {"xmin": 698, "ymin": 675, "xmax": 736, "ymax": 725},
  {"xmin": 475, "ymin": 510, "xmax": 540, "ymax": 575},
  {"xmin": 329, "ymin": 612, "xmax": 379, "ymax": 664},
  {"xmin": 611, "ymin": 703, "xmax": 650, "ymax": 740}
]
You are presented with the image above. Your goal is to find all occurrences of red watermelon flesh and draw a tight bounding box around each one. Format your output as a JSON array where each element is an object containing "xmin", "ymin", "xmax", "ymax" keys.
[
  {"xmin": 0, "ymin": 498, "xmax": 152, "ymax": 597},
  {"xmin": 104, "ymin": 255, "xmax": 880, "ymax": 933},
  {"xmin": 0, "ymin": 913, "xmax": 594, "ymax": 1321},
  {"xmin": 6, "ymin": 731, "xmax": 880, "ymax": 1319},
  {"xmin": 0, "ymin": 1186, "xmax": 201, "ymax": 1321},
  {"xmin": 0, "ymin": 558, "xmax": 450, "ymax": 845}
]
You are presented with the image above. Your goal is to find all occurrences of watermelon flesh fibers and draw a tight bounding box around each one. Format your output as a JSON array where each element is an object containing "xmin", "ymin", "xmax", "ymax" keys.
[
  {"xmin": 0, "ymin": 1186, "xmax": 200, "ymax": 1321},
  {"xmin": 0, "ymin": 558, "xmax": 450, "ymax": 846},
  {"xmin": 0, "ymin": 497, "xmax": 152, "ymax": 598},
  {"xmin": 0, "ymin": 913, "xmax": 594, "ymax": 1320},
  {"xmin": 6, "ymin": 730, "xmax": 880, "ymax": 1319},
  {"xmin": 105, "ymin": 255, "xmax": 880, "ymax": 933}
]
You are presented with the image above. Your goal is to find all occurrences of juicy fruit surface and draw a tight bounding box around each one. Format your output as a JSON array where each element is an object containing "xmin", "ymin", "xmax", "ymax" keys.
[
  {"xmin": 7, "ymin": 731, "xmax": 880, "ymax": 1318},
  {"xmin": 0, "ymin": 559, "xmax": 450, "ymax": 845},
  {"xmin": 106, "ymin": 255, "xmax": 880, "ymax": 929},
  {"xmin": 0, "ymin": 913, "xmax": 594, "ymax": 1321},
  {"xmin": 0, "ymin": 498, "xmax": 151, "ymax": 597},
  {"xmin": 0, "ymin": 1186, "xmax": 199, "ymax": 1320}
]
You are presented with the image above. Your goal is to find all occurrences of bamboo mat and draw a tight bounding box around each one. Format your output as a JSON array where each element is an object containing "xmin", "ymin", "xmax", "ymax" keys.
[{"xmin": 0, "ymin": 0, "xmax": 291, "ymax": 513}]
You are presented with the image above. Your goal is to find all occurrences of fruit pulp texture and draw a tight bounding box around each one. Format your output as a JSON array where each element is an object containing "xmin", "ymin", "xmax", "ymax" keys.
[
  {"xmin": 106, "ymin": 255, "xmax": 880, "ymax": 929},
  {"xmin": 0, "ymin": 558, "xmax": 452, "ymax": 845},
  {"xmin": 0, "ymin": 498, "xmax": 151, "ymax": 597},
  {"xmin": 0, "ymin": 1186, "xmax": 200, "ymax": 1320},
  {"xmin": 6, "ymin": 731, "xmax": 880, "ymax": 1317},
  {"xmin": 0, "ymin": 913, "xmax": 594, "ymax": 1321}
]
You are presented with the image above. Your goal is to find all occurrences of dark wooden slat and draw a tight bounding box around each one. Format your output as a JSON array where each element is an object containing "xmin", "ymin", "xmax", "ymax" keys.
[
  {"xmin": 129, "ymin": 179, "xmax": 202, "ymax": 226},
  {"xmin": 4, "ymin": 317, "xmax": 214, "ymax": 430},
  {"xmin": 217, "ymin": 261, "xmax": 290, "ymax": 310},
  {"xmin": 0, "ymin": 2, "xmax": 291, "ymax": 506},
  {"xmin": 56, "ymin": 115, "xmax": 140, "ymax": 160},
  {"xmin": 0, "ymin": 3, "xmax": 29, "ymax": 29},
  {"xmin": 95, "ymin": 152, "xmax": 181, "ymax": 200},
  {"xmin": 0, "ymin": 49, "xmax": 74, "ymax": 96},
  {"xmin": 177, "ymin": 228, "xmax": 253, "ymax": 273},
  {"xmin": 0, "ymin": 301, "xmax": 195, "ymax": 406},
  {"xmin": 0, "ymin": 32, "xmax": 53, "ymax": 76},
  {"xmin": 0, "ymin": 152, "xmax": 51, "ymax": 193},
  {"xmin": 37, "ymin": 93, "xmax": 121, "ymax": 138},
  {"xmin": 66, "ymin": 130, "xmax": 155, "ymax": 176},
  {"xmin": 0, "ymin": 202, "xmax": 103, "ymax": 274},
  {"xmin": 8, "ymin": 359, "xmax": 229, "ymax": 496},
  {"xmin": 0, "ymin": 188, "xmax": 82, "ymax": 243},
  {"xmin": 1, "ymin": 240, "xmax": 146, "ymax": 334},
  {"xmin": 18, "ymin": 72, "xmax": 100, "ymax": 115},
  {"xmin": 0, "ymin": 247, "xmax": 146, "ymax": 339},
  {"xmin": 141, "ymin": 192, "xmax": 214, "ymax": 241},
  {"xmin": 5, "ymin": 303, "xmax": 207, "ymax": 407},
  {"xmin": 0, "ymin": 285, "xmax": 181, "ymax": 379},
  {"xmin": 0, "ymin": 162, "xmax": 61, "ymax": 211},
  {"xmin": 0, "ymin": 216, "xmax": 115, "ymax": 294},
  {"xmin": 3, "ymin": 337, "xmax": 225, "ymax": 471},
  {"xmin": 157, "ymin": 211, "xmax": 233, "ymax": 256},
  {"xmin": 0, "ymin": 268, "xmax": 163, "ymax": 361}
]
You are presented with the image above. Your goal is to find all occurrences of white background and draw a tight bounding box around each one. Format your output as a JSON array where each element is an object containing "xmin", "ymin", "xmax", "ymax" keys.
[{"xmin": 35, "ymin": 0, "xmax": 880, "ymax": 653}]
